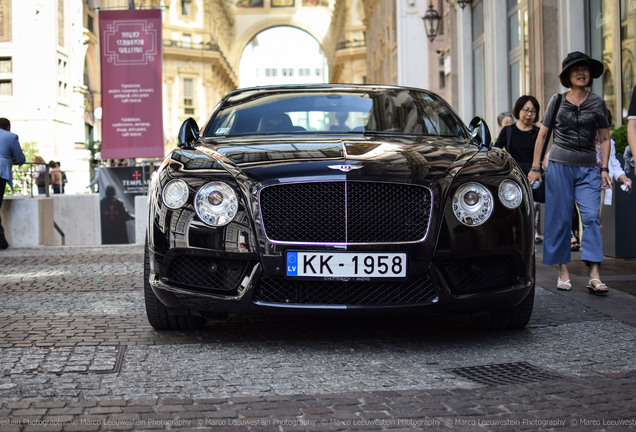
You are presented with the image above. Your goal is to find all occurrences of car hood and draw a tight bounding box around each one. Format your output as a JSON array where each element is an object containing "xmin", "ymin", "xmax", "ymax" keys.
[{"xmin": 175, "ymin": 135, "xmax": 479, "ymax": 184}]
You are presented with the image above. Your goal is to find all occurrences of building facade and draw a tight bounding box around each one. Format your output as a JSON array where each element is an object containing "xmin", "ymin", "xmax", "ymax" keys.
[
  {"xmin": 0, "ymin": 0, "xmax": 93, "ymax": 194},
  {"xmin": 1, "ymin": 0, "xmax": 364, "ymax": 194},
  {"xmin": 446, "ymin": 0, "xmax": 636, "ymax": 132},
  {"xmin": 329, "ymin": 0, "xmax": 367, "ymax": 84},
  {"xmin": 364, "ymin": 0, "xmax": 636, "ymax": 134}
]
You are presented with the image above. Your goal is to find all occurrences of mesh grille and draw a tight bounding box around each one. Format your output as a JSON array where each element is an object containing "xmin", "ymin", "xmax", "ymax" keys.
[
  {"xmin": 446, "ymin": 362, "xmax": 563, "ymax": 386},
  {"xmin": 436, "ymin": 255, "xmax": 520, "ymax": 293},
  {"xmin": 259, "ymin": 181, "xmax": 431, "ymax": 243},
  {"xmin": 165, "ymin": 255, "xmax": 248, "ymax": 293},
  {"xmin": 254, "ymin": 274, "xmax": 437, "ymax": 306}
]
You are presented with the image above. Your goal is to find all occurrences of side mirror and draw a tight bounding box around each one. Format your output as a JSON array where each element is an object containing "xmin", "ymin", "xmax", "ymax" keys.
[
  {"xmin": 467, "ymin": 116, "xmax": 492, "ymax": 149},
  {"xmin": 177, "ymin": 118, "xmax": 200, "ymax": 149}
]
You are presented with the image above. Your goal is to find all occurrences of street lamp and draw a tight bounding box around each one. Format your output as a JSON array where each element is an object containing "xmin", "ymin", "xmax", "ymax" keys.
[
  {"xmin": 422, "ymin": 3, "xmax": 441, "ymax": 42},
  {"xmin": 446, "ymin": 0, "xmax": 471, "ymax": 9}
]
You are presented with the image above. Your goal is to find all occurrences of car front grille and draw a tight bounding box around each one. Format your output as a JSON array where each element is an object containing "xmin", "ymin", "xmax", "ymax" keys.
[
  {"xmin": 259, "ymin": 181, "xmax": 432, "ymax": 243},
  {"xmin": 254, "ymin": 274, "xmax": 437, "ymax": 306}
]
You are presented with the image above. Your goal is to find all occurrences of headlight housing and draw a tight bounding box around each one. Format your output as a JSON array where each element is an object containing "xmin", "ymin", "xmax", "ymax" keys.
[
  {"xmin": 498, "ymin": 179, "xmax": 523, "ymax": 209},
  {"xmin": 194, "ymin": 181, "xmax": 238, "ymax": 226},
  {"xmin": 162, "ymin": 179, "xmax": 189, "ymax": 209},
  {"xmin": 452, "ymin": 182, "xmax": 493, "ymax": 226}
]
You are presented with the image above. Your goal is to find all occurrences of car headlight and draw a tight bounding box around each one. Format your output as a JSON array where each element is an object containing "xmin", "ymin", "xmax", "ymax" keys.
[
  {"xmin": 194, "ymin": 181, "xmax": 238, "ymax": 226},
  {"xmin": 452, "ymin": 182, "xmax": 493, "ymax": 226},
  {"xmin": 498, "ymin": 179, "xmax": 523, "ymax": 209},
  {"xmin": 162, "ymin": 179, "xmax": 189, "ymax": 209}
]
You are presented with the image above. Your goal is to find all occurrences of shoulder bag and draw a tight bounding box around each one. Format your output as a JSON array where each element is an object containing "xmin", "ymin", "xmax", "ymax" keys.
[{"xmin": 531, "ymin": 93, "xmax": 562, "ymax": 203}]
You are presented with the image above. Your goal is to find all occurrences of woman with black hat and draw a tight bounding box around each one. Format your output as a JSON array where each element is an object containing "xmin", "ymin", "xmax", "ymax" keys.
[{"xmin": 527, "ymin": 51, "xmax": 612, "ymax": 295}]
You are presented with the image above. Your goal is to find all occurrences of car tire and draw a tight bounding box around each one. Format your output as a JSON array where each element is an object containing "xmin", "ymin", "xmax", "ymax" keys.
[
  {"xmin": 471, "ymin": 253, "xmax": 535, "ymax": 330},
  {"xmin": 144, "ymin": 241, "xmax": 207, "ymax": 331}
]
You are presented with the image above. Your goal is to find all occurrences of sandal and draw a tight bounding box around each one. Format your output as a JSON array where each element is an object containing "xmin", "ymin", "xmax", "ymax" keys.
[
  {"xmin": 557, "ymin": 278, "xmax": 572, "ymax": 291},
  {"xmin": 587, "ymin": 279, "xmax": 609, "ymax": 295}
]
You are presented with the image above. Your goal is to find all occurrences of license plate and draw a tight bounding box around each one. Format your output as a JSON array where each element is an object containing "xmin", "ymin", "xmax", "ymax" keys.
[{"xmin": 286, "ymin": 252, "xmax": 406, "ymax": 278}]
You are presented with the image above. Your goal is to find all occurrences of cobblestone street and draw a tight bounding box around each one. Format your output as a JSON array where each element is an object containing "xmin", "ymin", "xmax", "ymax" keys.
[{"xmin": 0, "ymin": 245, "xmax": 635, "ymax": 431}]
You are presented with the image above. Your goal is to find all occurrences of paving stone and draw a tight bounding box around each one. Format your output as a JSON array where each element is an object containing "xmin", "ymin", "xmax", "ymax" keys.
[{"xmin": 1, "ymin": 245, "xmax": 635, "ymax": 430}]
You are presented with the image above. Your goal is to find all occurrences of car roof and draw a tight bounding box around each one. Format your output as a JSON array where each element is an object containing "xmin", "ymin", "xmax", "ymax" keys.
[{"xmin": 225, "ymin": 83, "xmax": 437, "ymax": 97}]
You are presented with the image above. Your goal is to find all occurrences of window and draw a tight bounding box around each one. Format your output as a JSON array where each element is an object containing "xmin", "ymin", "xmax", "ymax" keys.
[
  {"xmin": 57, "ymin": 58, "xmax": 69, "ymax": 103},
  {"xmin": 0, "ymin": 57, "xmax": 12, "ymax": 73},
  {"xmin": 87, "ymin": 15, "xmax": 94, "ymax": 33},
  {"xmin": 620, "ymin": 0, "xmax": 636, "ymax": 121},
  {"xmin": 58, "ymin": 0, "xmax": 65, "ymax": 47},
  {"xmin": 183, "ymin": 78, "xmax": 194, "ymax": 115},
  {"xmin": 282, "ymin": 68, "xmax": 294, "ymax": 77},
  {"xmin": 265, "ymin": 68, "xmax": 277, "ymax": 77},
  {"xmin": 0, "ymin": 80, "xmax": 12, "ymax": 96},
  {"xmin": 58, "ymin": 81, "xmax": 67, "ymax": 100},
  {"xmin": 0, "ymin": 1, "xmax": 10, "ymax": 42},
  {"xmin": 181, "ymin": 0, "xmax": 192, "ymax": 16},
  {"xmin": 182, "ymin": 33, "xmax": 191, "ymax": 49},
  {"xmin": 507, "ymin": 0, "xmax": 529, "ymax": 109},
  {"xmin": 472, "ymin": 1, "xmax": 485, "ymax": 117}
]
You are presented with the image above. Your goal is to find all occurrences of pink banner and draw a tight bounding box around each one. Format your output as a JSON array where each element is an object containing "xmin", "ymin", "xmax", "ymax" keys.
[{"xmin": 99, "ymin": 9, "xmax": 164, "ymax": 159}]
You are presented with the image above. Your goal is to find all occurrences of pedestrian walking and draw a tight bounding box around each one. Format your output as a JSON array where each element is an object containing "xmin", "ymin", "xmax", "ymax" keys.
[
  {"xmin": 56, "ymin": 161, "xmax": 67, "ymax": 193},
  {"xmin": 627, "ymin": 84, "xmax": 636, "ymax": 172},
  {"xmin": 0, "ymin": 117, "xmax": 26, "ymax": 249},
  {"xmin": 494, "ymin": 95, "xmax": 543, "ymax": 242},
  {"xmin": 527, "ymin": 51, "xmax": 611, "ymax": 295},
  {"xmin": 491, "ymin": 112, "xmax": 514, "ymax": 146},
  {"xmin": 572, "ymin": 109, "xmax": 632, "ymax": 254},
  {"xmin": 87, "ymin": 159, "xmax": 103, "ymax": 192},
  {"xmin": 33, "ymin": 155, "xmax": 48, "ymax": 195},
  {"xmin": 49, "ymin": 161, "xmax": 63, "ymax": 194},
  {"xmin": 597, "ymin": 110, "xmax": 631, "ymax": 206},
  {"xmin": 497, "ymin": 111, "xmax": 515, "ymax": 130}
]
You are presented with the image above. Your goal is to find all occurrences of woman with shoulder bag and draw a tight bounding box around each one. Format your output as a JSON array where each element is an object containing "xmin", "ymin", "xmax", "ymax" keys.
[
  {"xmin": 495, "ymin": 95, "xmax": 543, "ymax": 242},
  {"xmin": 527, "ymin": 52, "xmax": 612, "ymax": 295},
  {"xmin": 33, "ymin": 155, "xmax": 48, "ymax": 195}
]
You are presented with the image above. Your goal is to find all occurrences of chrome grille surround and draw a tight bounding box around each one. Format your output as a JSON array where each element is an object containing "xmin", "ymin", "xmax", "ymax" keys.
[{"xmin": 259, "ymin": 181, "xmax": 432, "ymax": 244}]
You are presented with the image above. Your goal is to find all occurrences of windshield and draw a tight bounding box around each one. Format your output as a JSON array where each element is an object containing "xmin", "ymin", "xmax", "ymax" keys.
[{"xmin": 203, "ymin": 87, "xmax": 466, "ymax": 138}]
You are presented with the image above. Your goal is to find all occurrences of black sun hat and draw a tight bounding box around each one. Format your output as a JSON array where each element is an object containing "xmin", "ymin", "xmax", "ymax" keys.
[{"xmin": 558, "ymin": 51, "xmax": 604, "ymax": 79}]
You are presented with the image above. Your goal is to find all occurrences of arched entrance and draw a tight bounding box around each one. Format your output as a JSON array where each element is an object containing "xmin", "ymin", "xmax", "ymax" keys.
[
  {"xmin": 239, "ymin": 26, "xmax": 328, "ymax": 87},
  {"xmin": 229, "ymin": 2, "xmax": 337, "ymax": 86}
]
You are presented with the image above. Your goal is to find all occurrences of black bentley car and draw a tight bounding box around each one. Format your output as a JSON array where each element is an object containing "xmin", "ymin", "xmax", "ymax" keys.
[{"xmin": 145, "ymin": 84, "xmax": 535, "ymax": 330}]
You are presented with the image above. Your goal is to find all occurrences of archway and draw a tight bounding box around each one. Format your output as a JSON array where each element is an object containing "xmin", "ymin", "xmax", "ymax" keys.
[{"xmin": 239, "ymin": 26, "xmax": 328, "ymax": 87}]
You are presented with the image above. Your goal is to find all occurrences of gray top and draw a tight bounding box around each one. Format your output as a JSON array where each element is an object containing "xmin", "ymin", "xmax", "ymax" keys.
[{"xmin": 542, "ymin": 92, "xmax": 609, "ymax": 167}]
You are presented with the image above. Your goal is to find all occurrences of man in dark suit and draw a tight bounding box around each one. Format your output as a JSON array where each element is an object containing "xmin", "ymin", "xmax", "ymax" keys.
[{"xmin": 0, "ymin": 117, "xmax": 26, "ymax": 249}]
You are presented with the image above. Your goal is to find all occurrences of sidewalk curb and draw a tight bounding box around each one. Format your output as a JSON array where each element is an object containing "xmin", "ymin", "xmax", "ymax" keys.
[{"xmin": 535, "ymin": 248, "xmax": 636, "ymax": 328}]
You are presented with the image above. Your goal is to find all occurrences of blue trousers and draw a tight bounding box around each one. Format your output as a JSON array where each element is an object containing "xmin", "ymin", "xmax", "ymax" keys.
[
  {"xmin": 0, "ymin": 178, "xmax": 5, "ymax": 236},
  {"xmin": 543, "ymin": 162, "xmax": 602, "ymax": 265}
]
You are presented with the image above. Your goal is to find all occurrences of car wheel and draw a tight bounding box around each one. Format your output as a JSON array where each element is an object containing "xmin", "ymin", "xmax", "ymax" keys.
[
  {"xmin": 144, "ymin": 241, "xmax": 206, "ymax": 330},
  {"xmin": 471, "ymin": 254, "xmax": 535, "ymax": 330}
]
